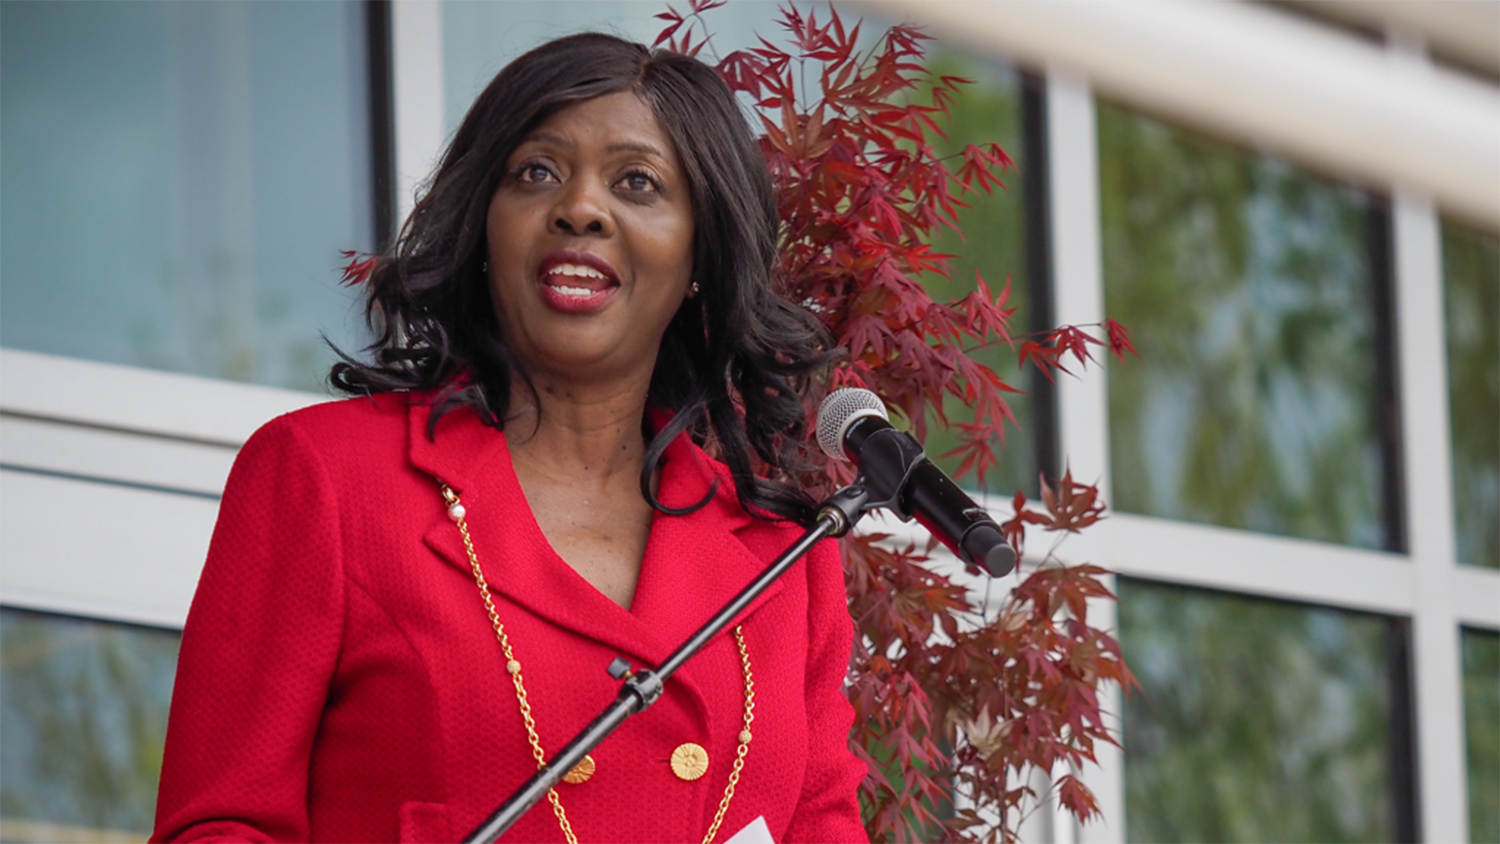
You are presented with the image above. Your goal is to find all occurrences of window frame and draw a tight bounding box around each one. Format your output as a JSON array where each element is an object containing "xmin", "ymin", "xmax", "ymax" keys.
[{"xmin": 0, "ymin": 0, "xmax": 391, "ymax": 628}]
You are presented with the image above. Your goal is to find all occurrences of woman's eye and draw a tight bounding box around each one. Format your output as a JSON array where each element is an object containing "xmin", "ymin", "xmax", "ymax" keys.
[
  {"xmin": 517, "ymin": 163, "xmax": 555, "ymax": 184},
  {"xmin": 617, "ymin": 171, "xmax": 658, "ymax": 193}
]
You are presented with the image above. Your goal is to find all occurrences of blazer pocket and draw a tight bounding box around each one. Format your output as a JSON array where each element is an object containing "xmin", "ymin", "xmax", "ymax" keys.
[{"xmin": 399, "ymin": 801, "xmax": 451, "ymax": 843}]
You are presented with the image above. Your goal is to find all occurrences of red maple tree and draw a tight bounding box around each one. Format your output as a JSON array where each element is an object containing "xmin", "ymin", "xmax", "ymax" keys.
[{"xmin": 655, "ymin": 4, "xmax": 1137, "ymax": 841}]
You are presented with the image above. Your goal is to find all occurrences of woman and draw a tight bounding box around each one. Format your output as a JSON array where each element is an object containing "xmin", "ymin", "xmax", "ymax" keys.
[{"xmin": 152, "ymin": 32, "xmax": 868, "ymax": 844}]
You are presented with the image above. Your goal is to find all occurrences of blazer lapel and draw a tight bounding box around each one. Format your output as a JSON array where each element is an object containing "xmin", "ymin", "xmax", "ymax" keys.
[
  {"xmin": 410, "ymin": 400, "xmax": 794, "ymax": 693},
  {"xmin": 411, "ymin": 401, "xmax": 675, "ymax": 667},
  {"xmin": 629, "ymin": 434, "xmax": 788, "ymax": 654}
]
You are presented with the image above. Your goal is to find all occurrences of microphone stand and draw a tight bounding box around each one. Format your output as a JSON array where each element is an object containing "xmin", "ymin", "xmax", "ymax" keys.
[{"xmin": 462, "ymin": 484, "xmax": 874, "ymax": 844}]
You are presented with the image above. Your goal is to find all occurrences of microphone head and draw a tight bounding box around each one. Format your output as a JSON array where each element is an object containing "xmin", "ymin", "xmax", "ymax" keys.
[{"xmin": 817, "ymin": 388, "xmax": 888, "ymax": 462}]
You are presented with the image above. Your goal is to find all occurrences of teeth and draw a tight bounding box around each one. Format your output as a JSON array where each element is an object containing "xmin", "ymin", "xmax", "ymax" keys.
[
  {"xmin": 551, "ymin": 263, "xmax": 606, "ymax": 279},
  {"xmin": 552, "ymin": 285, "xmax": 595, "ymax": 297}
]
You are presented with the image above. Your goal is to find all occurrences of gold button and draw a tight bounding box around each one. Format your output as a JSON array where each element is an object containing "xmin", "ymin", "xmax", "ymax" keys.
[
  {"xmin": 670, "ymin": 742, "xmax": 709, "ymax": 781},
  {"xmin": 561, "ymin": 754, "xmax": 595, "ymax": 784}
]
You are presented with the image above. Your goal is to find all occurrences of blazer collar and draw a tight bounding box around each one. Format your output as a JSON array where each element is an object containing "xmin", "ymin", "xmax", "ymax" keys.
[
  {"xmin": 411, "ymin": 401, "xmax": 786, "ymax": 675},
  {"xmin": 405, "ymin": 395, "xmax": 512, "ymax": 497}
]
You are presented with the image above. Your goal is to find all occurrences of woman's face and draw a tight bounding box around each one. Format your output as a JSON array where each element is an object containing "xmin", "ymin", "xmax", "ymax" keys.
[{"xmin": 485, "ymin": 90, "xmax": 695, "ymax": 387}]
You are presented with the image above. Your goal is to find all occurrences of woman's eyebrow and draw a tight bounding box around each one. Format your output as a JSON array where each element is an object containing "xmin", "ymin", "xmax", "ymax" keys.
[
  {"xmin": 520, "ymin": 131, "xmax": 665, "ymax": 160},
  {"xmin": 604, "ymin": 141, "xmax": 667, "ymax": 159},
  {"xmin": 519, "ymin": 131, "xmax": 570, "ymax": 149}
]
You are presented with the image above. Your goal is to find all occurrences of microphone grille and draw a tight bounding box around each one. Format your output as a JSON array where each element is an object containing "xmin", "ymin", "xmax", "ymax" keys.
[{"xmin": 816, "ymin": 388, "xmax": 889, "ymax": 462}]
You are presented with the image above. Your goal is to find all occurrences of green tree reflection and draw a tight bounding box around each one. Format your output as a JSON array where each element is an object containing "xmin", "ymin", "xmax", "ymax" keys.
[
  {"xmin": 911, "ymin": 50, "xmax": 1039, "ymax": 498},
  {"xmin": 1118, "ymin": 580, "xmax": 1398, "ymax": 843},
  {"xmin": 1099, "ymin": 103, "xmax": 1387, "ymax": 550},
  {"xmin": 0, "ymin": 609, "xmax": 179, "ymax": 838},
  {"xmin": 1463, "ymin": 628, "xmax": 1500, "ymax": 843},
  {"xmin": 1442, "ymin": 223, "xmax": 1499, "ymax": 570}
]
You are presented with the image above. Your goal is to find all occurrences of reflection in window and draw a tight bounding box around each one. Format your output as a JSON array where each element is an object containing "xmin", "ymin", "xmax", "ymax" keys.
[
  {"xmin": 0, "ymin": 1, "xmax": 373, "ymax": 392},
  {"xmin": 912, "ymin": 54, "xmax": 1047, "ymax": 499},
  {"xmin": 1099, "ymin": 103, "xmax": 1395, "ymax": 550},
  {"xmin": 0, "ymin": 608, "xmax": 180, "ymax": 842},
  {"xmin": 1117, "ymin": 579, "xmax": 1409, "ymax": 842},
  {"xmin": 1464, "ymin": 628, "xmax": 1500, "ymax": 843},
  {"xmin": 443, "ymin": 1, "xmax": 786, "ymax": 135},
  {"xmin": 1442, "ymin": 222, "xmax": 1499, "ymax": 569}
]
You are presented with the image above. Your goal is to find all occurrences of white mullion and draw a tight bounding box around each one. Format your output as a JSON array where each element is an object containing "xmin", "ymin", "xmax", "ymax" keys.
[
  {"xmin": 1393, "ymin": 185, "xmax": 1469, "ymax": 843},
  {"xmin": 0, "ymin": 350, "xmax": 324, "ymax": 629},
  {"xmin": 391, "ymin": 0, "xmax": 446, "ymax": 226},
  {"xmin": 1046, "ymin": 68, "xmax": 1121, "ymax": 844},
  {"xmin": 0, "ymin": 349, "xmax": 321, "ymax": 445},
  {"xmin": 1386, "ymin": 34, "xmax": 1468, "ymax": 842},
  {"xmin": 1063, "ymin": 515, "xmax": 1417, "ymax": 615},
  {"xmin": 1, "ymin": 470, "xmax": 217, "ymax": 630}
]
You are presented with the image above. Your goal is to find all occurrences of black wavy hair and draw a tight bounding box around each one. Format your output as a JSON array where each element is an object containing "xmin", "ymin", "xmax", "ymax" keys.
[{"xmin": 331, "ymin": 32, "xmax": 831, "ymax": 524}]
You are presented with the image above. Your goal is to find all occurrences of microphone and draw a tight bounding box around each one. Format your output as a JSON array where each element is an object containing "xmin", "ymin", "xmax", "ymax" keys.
[{"xmin": 817, "ymin": 389, "xmax": 1017, "ymax": 577}]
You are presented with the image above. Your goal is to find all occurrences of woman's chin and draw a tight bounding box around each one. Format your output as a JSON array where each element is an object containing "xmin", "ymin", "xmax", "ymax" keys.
[{"xmin": 522, "ymin": 343, "xmax": 650, "ymax": 386}]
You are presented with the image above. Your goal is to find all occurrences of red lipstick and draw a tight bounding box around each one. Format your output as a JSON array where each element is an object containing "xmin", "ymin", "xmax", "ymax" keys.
[{"xmin": 535, "ymin": 251, "xmax": 620, "ymax": 315}]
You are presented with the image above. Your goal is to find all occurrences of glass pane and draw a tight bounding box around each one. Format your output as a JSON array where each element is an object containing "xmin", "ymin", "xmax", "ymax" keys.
[
  {"xmin": 1099, "ymin": 103, "xmax": 1390, "ymax": 550},
  {"xmin": 1118, "ymin": 579, "xmax": 1401, "ymax": 842},
  {"xmin": 1464, "ymin": 628, "xmax": 1500, "ymax": 843},
  {"xmin": 1442, "ymin": 222, "xmax": 1499, "ymax": 569},
  {"xmin": 443, "ymin": 1, "xmax": 789, "ymax": 136},
  {"xmin": 912, "ymin": 53, "xmax": 1040, "ymax": 499},
  {"xmin": 0, "ymin": 607, "xmax": 181, "ymax": 841},
  {"xmin": 0, "ymin": 1, "xmax": 373, "ymax": 392}
]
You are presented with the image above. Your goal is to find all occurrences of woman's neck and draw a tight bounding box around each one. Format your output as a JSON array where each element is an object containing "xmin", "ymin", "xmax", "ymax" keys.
[
  {"xmin": 502, "ymin": 371, "xmax": 651, "ymax": 488},
  {"xmin": 500, "ymin": 369, "xmax": 660, "ymax": 612}
]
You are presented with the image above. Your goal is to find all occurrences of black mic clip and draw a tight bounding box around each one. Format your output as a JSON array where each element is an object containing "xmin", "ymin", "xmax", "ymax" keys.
[{"xmin": 851, "ymin": 425, "xmax": 928, "ymax": 521}]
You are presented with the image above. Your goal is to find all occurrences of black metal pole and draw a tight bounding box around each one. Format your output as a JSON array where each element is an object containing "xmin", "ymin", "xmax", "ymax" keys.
[{"xmin": 463, "ymin": 486, "xmax": 870, "ymax": 843}]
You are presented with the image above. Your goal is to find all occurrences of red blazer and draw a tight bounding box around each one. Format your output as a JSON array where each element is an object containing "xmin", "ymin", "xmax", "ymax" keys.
[{"xmin": 152, "ymin": 394, "xmax": 869, "ymax": 843}]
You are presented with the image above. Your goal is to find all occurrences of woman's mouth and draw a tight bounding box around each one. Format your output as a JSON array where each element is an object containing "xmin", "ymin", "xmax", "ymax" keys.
[{"xmin": 537, "ymin": 252, "xmax": 619, "ymax": 314}]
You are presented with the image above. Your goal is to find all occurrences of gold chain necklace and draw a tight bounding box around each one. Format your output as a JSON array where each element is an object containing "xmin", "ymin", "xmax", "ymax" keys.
[{"xmin": 441, "ymin": 484, "xmax": 755, "ymax": 844}]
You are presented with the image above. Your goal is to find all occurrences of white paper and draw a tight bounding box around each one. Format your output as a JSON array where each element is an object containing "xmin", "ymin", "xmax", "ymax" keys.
[{"xmin": 723, "ymin": 815, "xmax": 774, "ymax": 844}]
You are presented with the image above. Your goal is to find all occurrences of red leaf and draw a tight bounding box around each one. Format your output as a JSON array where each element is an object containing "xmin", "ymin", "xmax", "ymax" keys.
[
  {"xmin": 338, "ymin": 250, "xmax": 379, "ymax": 286},
  {"xmin": 1000, "ymin": 490, "xmax": 1030, "ymax": 554},
  {"xmin": 1018, "ymin": 341, "xmax": 1066, "ymax": 382},
  {"xmin": 1105, "ymin": 317, "xmax": 1139, "ymax": 361},
  {"xmin": 1050, "ymin": 325, "xmax": 1103, "ymax": 369},
  {"xmin": 1056, "ymin": 775, "xmax": 1100, "ymax": 823},
  {"xmin": 1038, "ymin": 467, "xmax": 1107, "ymax": 533}
]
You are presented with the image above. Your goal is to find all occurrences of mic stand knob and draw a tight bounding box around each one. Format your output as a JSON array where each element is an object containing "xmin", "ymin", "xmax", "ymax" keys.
[
  {"xmin": 606, "ymin": 657, "xmax": 635, "ymax": 680},
  {"xmin": 817, "ymin": 484, "xmax": 871, "ymax": 536}
]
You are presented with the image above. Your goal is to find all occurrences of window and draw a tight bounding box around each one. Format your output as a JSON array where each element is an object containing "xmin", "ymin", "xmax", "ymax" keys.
[
  {"xmin": 1099, "ymin": 103, "xmax": 1399, "ymax": 551},
  {"xmin": 442, "ymin": 1, "xmax": 786, "ymax": 136},
  {"xmin": 912, "ymin": 53, "xmax": 1052, "ymax": 498},
  {"xmin": 1463, "ymin": 627, "xmax": 1500, "ymax": 843},
  {"xmin": 0, "ymin": 608, "xmax": 181, "ymax": 841},
  {"xmin": 1118, "ymin": 579, "xmax": 1413, "ymax": 842},
  {"xmin": 1442, "ymin": 221, "xmax": 1499, "ymax": 569},
  {"xmin": 438, "ymin": 0, "xmax": 816, "ymax": 134},
  {"xmin": 0, "ymin": 1, "xmax": 375, "ymax": 392}
]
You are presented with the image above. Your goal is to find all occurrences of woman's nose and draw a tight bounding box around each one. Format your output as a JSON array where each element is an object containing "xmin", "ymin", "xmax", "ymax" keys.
[{"xmin": 549, "ymin": 179, "xmax": 613, "ymax": 236}]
